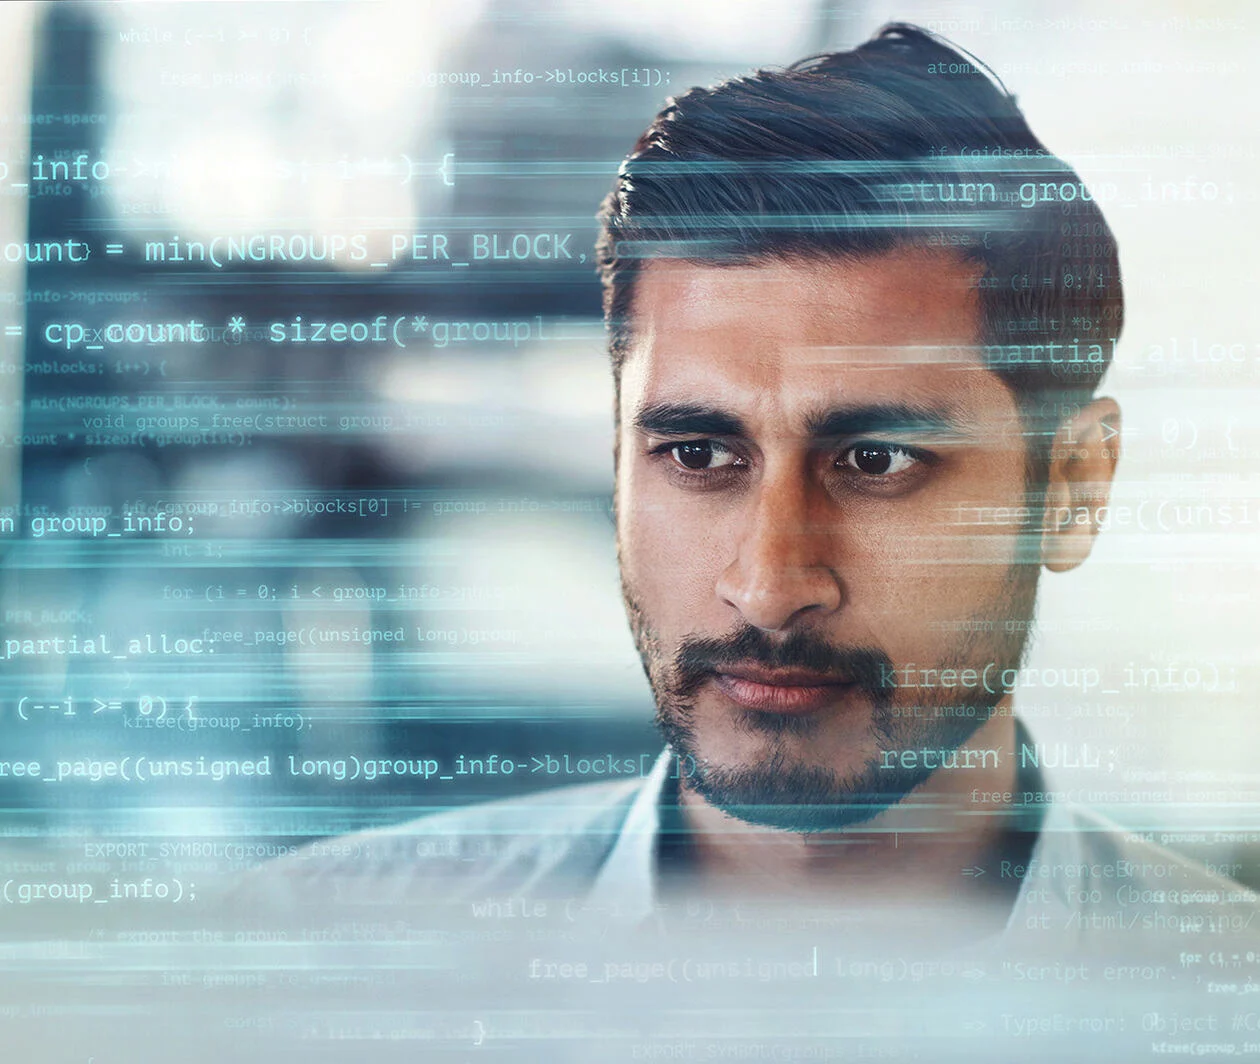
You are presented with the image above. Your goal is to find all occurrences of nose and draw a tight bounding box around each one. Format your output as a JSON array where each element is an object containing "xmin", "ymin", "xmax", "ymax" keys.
[{"xmin": 714, "ymin": 467, "xmax": 844, "ymax": 631}]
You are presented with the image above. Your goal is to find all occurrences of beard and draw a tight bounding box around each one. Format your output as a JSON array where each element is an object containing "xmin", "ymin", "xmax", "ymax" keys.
[{"xmin": 622, "ymin": 563, "xmax": 1040, "ymax": 833}]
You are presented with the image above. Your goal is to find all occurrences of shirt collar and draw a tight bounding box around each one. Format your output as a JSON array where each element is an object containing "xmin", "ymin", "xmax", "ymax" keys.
[
  {"xmin": 586, "ymin": 733, "xmax": 1074, "ymax": 938},
  {"xmin": 584, "ymin": 746, "xmax": 673, "ymax": 925}
]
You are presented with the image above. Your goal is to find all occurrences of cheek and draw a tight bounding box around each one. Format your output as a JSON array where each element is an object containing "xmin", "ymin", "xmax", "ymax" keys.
[
  {"xmin": 837, "ymin": 485, "xmax": 1028, "ymax": 627},
  {"xmin": 616, "ymin": 460, "xmax": 726, "ymax": 614}
]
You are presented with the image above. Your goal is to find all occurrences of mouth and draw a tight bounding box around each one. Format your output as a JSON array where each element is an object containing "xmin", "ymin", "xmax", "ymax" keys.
[{"xmin": 711, "ymin": 665, "xmax": 856, "ymax": 714}]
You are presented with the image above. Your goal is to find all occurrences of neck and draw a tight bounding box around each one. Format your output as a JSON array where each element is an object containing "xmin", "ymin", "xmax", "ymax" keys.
[{"xmin": 671, "ymin": 705, "xmax": 1025, "ymax": 936}]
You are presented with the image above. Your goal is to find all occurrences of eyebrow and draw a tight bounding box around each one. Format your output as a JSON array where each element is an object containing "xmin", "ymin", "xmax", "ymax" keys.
[
  {"xmin": 632, "ymin": 400, "xmax": 970, "ymax": 440},
  {"xmin": 633, "ymin": 403, "xmax": 747, "ymax": 437},
  {"xmin": 805, "ymin": 402, "xmax": 969, "ymax": 440}
]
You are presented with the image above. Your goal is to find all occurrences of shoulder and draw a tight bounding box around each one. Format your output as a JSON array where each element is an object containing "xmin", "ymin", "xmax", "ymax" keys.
[
  {"xmin": 225, "ymin": 776, "xmax": 645, "ymax": 915},
  {"xmin": 1018, "ymin": 801, "xmax": 1260, "ymax": 951},
  {"xmin": 1059, "ymin": 803, "xmax": 1246, "ymax": 894}
]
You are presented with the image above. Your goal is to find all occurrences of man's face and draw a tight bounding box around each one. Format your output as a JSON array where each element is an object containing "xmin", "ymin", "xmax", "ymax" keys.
[{"xmin": 615, "ymin": 249, "xmax": 1042, "ymax": 831}]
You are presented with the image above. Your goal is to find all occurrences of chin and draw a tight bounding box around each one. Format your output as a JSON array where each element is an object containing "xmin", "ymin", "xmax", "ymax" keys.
[
  {"xmin": 690, "ymin": 696, "xmax": 882, "ymax": 774},
  {"xmin": 687, "ymin": 762, "xmax": 908, "ymax": 833},
  {"xmin": 674, "ymin": 729, "xmax": 918, "ymax": 833}
]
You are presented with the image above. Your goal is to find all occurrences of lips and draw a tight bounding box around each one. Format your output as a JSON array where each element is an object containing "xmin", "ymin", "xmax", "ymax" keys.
[{"xmin": 711, "ymin": 665, "xmax": 855, "ymax": 714}]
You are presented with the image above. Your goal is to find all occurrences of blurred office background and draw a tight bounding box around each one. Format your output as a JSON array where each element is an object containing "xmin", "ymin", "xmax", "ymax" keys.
[{"xmin": 0, "ymin": 0, "xmax": 1256, "ymax": 883}]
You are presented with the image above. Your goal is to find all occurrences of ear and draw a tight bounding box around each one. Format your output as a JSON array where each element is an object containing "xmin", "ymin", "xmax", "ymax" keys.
[{"xmin": 1040, "ymin": 396, "xmax": 1122, "ymax": 574}]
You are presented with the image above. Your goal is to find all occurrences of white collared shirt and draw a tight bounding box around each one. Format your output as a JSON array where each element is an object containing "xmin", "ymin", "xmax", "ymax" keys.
[{"xmin": 587, "ymin": 747, "xmax": 1241, "ymax": 946}]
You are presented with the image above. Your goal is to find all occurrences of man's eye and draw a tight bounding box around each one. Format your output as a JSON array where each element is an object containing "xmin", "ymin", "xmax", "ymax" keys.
[
  {"xmin": 841, "ymin": 442, "xmax": 920, "ymax": 476},
  {"xmin": 668, "ymin": 440, "xmax": 740, "ymax": 471}
]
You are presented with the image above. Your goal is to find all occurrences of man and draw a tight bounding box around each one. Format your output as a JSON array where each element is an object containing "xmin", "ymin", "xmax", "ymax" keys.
[
  {"xmin": 587, "ymin": 22, "xmax": 1126, "ymax": 944},
  {"xmin": 231, "ymin": 25, "xmax": 1256, "ymax": 1058}
]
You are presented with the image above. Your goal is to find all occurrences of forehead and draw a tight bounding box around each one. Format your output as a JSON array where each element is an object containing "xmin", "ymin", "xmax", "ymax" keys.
[{"xmin": 620, "ymin": 250, "xmax": 1000, "ymax": 420}]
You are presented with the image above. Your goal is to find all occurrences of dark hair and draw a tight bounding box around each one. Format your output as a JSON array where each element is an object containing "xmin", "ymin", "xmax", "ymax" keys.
[{"xmin": 595, "ymin": 23, "xmax": 1123, "ymax": 473}]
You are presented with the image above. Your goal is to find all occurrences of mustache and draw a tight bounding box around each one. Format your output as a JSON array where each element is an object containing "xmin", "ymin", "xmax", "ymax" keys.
[{"xmin": 671, "ymin": 624, "xmax": 895, "ymax": 704}]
